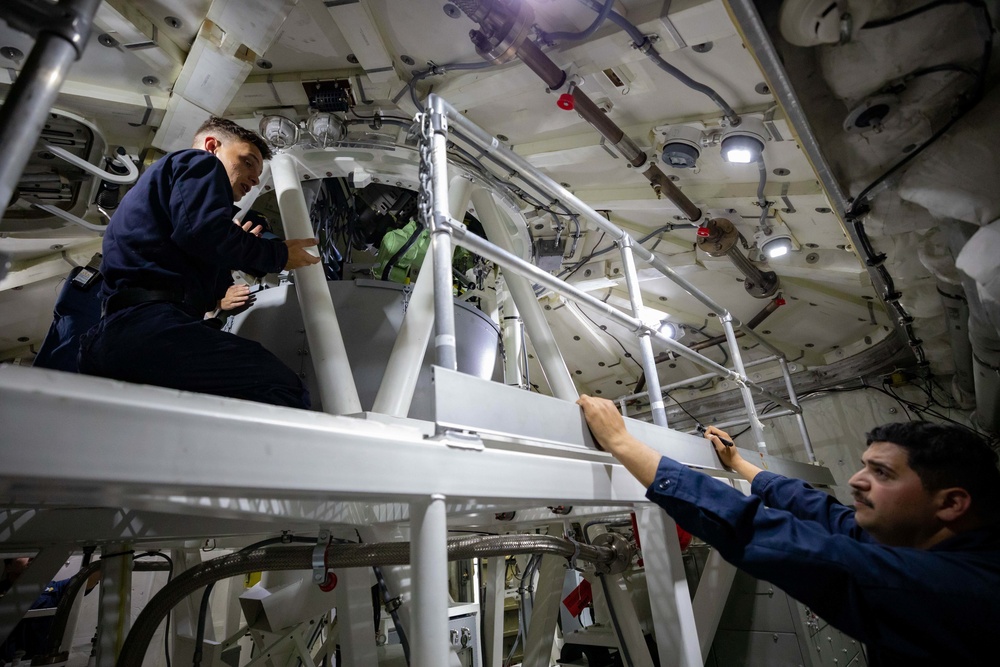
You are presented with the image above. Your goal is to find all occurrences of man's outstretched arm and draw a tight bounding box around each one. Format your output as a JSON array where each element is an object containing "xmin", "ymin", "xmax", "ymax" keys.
[{"xmin": 577, "ymin": 394, "xmax": 663, "ymax": 486}]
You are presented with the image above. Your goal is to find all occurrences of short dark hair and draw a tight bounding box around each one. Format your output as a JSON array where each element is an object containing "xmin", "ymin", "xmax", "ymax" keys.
[
  {"xmin": 194, "ymin": 116, "xmax": 272, "ymax": 161},
  {"xmin": 867, "ymin": 421, "xmax": 1000, "ymax": 516}
]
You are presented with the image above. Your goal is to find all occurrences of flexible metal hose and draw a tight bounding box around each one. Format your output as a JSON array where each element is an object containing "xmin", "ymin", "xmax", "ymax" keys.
[{"xmin": 117, "ymin": 534, "xmax": 628, "ymax": 666}]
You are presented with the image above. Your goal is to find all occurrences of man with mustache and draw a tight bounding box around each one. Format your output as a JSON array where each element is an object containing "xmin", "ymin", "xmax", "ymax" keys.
[
  {"xmin": 80, "ymin": 117, "xmax": 320, "ymax": 408},
  {"xmin": 577, "ymin": 394, "xmax": 1000, "ymax": 665}
]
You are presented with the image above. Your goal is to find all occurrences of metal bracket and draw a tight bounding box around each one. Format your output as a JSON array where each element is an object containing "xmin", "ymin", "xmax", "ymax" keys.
[
  {"xmin": 591, "ymin": 532, "xmax": 632, "ymax": 576},
  {"xmin": 312, "ymin": 529, "xmax": 331, "ymax": 584},
  {"xmin": 429, "ymin": 429, "xmax": 485, "ymax": 451},
  {"xmin": 0, "ymin": 0, "xmax": 95, "ymax": 57}
]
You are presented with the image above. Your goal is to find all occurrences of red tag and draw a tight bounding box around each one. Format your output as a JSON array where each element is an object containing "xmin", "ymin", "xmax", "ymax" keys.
[{"xmin": 562, "ymin": 578, "xmax": 593, "ymax": 618}]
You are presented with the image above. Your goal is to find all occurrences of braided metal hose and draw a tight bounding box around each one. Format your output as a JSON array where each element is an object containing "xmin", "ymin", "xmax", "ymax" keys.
[{"xmin": 117, "ymin": 533, "xmax": 631, "ymax": 666}]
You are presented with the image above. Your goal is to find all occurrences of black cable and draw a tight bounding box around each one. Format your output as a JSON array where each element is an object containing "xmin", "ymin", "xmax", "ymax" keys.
[
  {"xmin": 372, "ymin": 565, "xmax": 411, "ymax": 665},
  {"xmin": 538, "ymin": 0, "xmax": 617, "ymax": 43},
  {"xmin": 662, "ymin": 389, "xmax": 705, "ymax": 425},
  {"xmin": 862, "ymin": 0, "xmax": 967, "ymax": 29},
  {"xmin": 380, "ymin": 224, "xmax": 424, "ymax": 281},
  {"xmin": 136, "ymin": 551, "xmax": 174, "ymax": 667},
  {"xmin": 576, "ymin": 302, "xmax": 644, "ymax": 372},
  {"xmin": 191, "ymin": 583, "xmax": 214, "ymax": 667}
]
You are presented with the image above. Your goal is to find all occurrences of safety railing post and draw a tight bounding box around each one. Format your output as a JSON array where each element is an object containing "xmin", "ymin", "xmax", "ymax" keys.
[
  {"xmin": 423, "ymin": 99, "xmax": 458, "ymax": 371},
  {"xmin": 721, "ymin": 315, "xmax": 768, "ymax": 453},
  {"xmin": 780, "ymin": 357, "xmax": 816, "ymax": 462},
  {"xmin": 619, "ymin": 237, "xmax": 667, "ymax": 426}
]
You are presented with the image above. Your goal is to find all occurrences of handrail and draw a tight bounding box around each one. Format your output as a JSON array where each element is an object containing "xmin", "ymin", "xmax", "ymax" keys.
[
  {"xmin": 44, "ymin": 144, "xmax": 139, "ymax": 185},
  {"xmin": 422, "ymin": 93, "xmax": 813, "ymax": 454}
]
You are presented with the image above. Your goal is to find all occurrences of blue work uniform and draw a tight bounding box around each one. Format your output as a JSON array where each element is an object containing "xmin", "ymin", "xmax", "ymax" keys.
[
  {"xmin": 79, "ymin": 149, "xmax": 310, "ymax": 408},
  {"xmin": 0, "ymin": 578, "xmax": 71, "ymax": 661},
  {"xmin": 647, "ymin": 458, "xmax": 1000, "ymax": 666}
]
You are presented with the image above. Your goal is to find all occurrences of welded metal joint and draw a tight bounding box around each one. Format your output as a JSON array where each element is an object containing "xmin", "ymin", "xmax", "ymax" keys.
[
  {"xmin": 1, "ymin": 0, "xmax": 94, "ymax": 57},
  {"xmin": 465, "ymin": 0, "xmax": 534, "ymax": 64},
  {"xmin": 591, "ymin": 532, "xmax": 633, "ymax": 576}
]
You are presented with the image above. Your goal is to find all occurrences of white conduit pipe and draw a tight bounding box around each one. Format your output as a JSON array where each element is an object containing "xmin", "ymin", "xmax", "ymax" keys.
[
  {"xmin": 470, "ymin": 186, "xmax": 578, "ymax": 400},
  {"xmin": 410, "ymin": 494, "xmax": 450, "ymax": 667},
  {"xmin": 372, "ymin": 176, "xmax": 474, "ymax": 417},
  {"xmin": 271, "ymin": 153, "xmax": 362, "ymax": 415}
]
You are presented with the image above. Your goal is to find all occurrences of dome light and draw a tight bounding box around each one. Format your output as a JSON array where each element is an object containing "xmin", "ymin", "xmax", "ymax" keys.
[
  {"xmin": 721, "ymin": 116, "xmax": 767, "ymax": 164},
  {"xmin": 259, "ymin": 115, "xmax": 298, "ymax": 149},
  {"xmin": 761, "ymin": 235, "xmax": 793, "ymax": 259}
]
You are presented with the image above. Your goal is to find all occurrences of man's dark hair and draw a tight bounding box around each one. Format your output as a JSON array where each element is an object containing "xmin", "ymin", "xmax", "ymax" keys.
[
  {"xmin": 867, "ymin": 421, "xmax": 1000, "ymax": 516},
  {"xmin": 194, "ymin": 116, "xmax": 272, "ymax": 161}
]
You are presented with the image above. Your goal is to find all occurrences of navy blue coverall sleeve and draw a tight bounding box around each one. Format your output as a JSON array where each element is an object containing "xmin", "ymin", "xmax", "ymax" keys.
[
  {"xmin": 167, "ymin": 151, "xmax": 288, "ymax": 276},
  {"xmin": 646, "ymin": 457, "xmax": 1000, "ymax": 664},
  {"xmin": 751, "ymin": 470, "xmax": 869, "ymax": 539}
]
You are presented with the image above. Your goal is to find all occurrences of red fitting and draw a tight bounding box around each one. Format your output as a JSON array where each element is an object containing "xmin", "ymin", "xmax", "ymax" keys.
[
  {"xmin": 696, "ymin": 226, "xmax": 711, "ymax": 238},
  {"xmin": 557, "ymin": 93, "xmax": 575, "ymax": 110},
  {"xmin": 318, "ymin": 571, "xmax": 338, "ymax": 592},
  {"xmin": 775, "ymin": 297, "xmax": 787, "ymax": 306}
]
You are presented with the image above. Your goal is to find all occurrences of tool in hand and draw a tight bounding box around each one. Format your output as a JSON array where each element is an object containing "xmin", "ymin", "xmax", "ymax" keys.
[{"xmin": 696, "ymin": 423, "xmax": 733, "ymax": 447}]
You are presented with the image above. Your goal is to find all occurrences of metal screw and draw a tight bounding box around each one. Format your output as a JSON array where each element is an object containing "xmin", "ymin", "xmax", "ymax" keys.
[
  {"xmin": 164, "ymin": 16, "xmax": 183, "ymax": 29},
  {"xmin": 142, "ymin": 75, "xmax": 159, "ymax": 86},
  {"xmin": 1, "ymin": 46, "xmax": 25, "ymax": 61},
  {"xmin": 256, "ymin": 58, "xmax": 273, "ymax": 69},
  {"xmin": 443, "ymin": 3, "xmax": 462, "ymax": 18},
  {"xmin": 400, "ymin": 54, "xmax": 415, "ymax": 66},
  {"xmin": 692, "ymin": 42, "xmax": 713, "ymax": 53},
  {"xmin": 347, "ymin": 53, "xmax": 359, "ymax": 64},
  {"xmin": 98, "ymin": 34, "xmax": 118, "ymax": 48}
]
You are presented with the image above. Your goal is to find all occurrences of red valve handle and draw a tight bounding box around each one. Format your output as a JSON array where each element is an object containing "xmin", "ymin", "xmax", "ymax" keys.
[
  {"xmin": 696, "ymin": 226, "xmax": 711, "ymax": 237},
  {"xmin": 557, "ymin": 93, "xmax": 575, "ymax": 110}
]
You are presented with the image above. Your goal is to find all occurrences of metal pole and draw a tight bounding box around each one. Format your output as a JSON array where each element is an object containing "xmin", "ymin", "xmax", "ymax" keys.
[
  {"xmin": 780, "ymin": 357, "xmax": 816, "ymax": 462},
  {"xmin": 685, "ymin": 408, "xmax": 796, "ymax": 434},
  {"xmin": 410, "ymin": 494, "xmax": 449, "ymax": 667},
  {"xmin": 619, "ymin": 237, "xmax": 667, "ymax": 426},
  {"xmin": 96, "ymin": 543, "xmax": 132, "ymax": 667},
  {"xmin": 445, "ymin": 217, "xmax": 738, "ymax": 381},
  {"xmin": 721, "ymin": 315, "xmax": 767, "ymax": 453},
  {"xmin": 0, "ymin": 0, "xmax": 101, "ymax": 219},
  {"xmin": 271, "ymin": 153, "xmax": 362, "ymax": 415},
  {"xmin": 372, "ymin": 250, "xmax": 436, "ymax": 417},
  {"xmin": 0, "ymin": 0, "xmax": 103, "ymax": 222},
  {"xmin": 470, "ymin": 186, "xmax": 578, "ymax": 399},
  {"xmin": 426, "ymin": 99, "xmax": 457, "ymax": 371}
]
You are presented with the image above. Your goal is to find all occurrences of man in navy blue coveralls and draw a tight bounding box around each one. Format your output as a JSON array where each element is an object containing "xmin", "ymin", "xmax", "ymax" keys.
[
  {"xmin": 577, "ymin": 395, "xmax": 1000, "ymax": 665},
  {"xmin": 80, "ymin": 117, "xmax": 320, "ymax": 407}
]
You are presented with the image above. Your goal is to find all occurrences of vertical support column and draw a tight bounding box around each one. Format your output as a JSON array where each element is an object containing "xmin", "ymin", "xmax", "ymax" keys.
[
  {"xmin": 96, "ymin": 544, "xmax": 132, "ymax": 667},
  {"xmin": 779, "ymin": 358, "xmax": 816, "ymax": 462},
  {"xmin": 619, "ymin": 237, "xmax": 667, "ymax": 426},
  {"xmin": 721, "ymin": 315, "xmax": 767, "ymax": 453},
  {"xmin": 636, "ymin": 506, "xmax": 702, "ymax": 667},
  {"xmin": 336, "ymin": 568, "xmax": 380, "ymax": 667},
  {"xmin": 425, "ymin": 99, "xmax": 458, "ymax": 371},
  {"xmin": 691, "ymin": 547, "xmax": 737, "ymax": 660},
  {"xmin": 520, "ymin": 553, "xmax": 565, "ymax": 667},
  {"xmin": 410, "ymin": 494, "xmax": 450, "ymax": 667},
  {"xmin": 373, "ymin": 175, "xmax": 474, "ymax": 416},
  {"xmin": 497, "ymin": 277, "xmax": 524, "ymax": 388},
  {"xmin": 481, "ymin": 556, "xmax": 506, "ymax": 667},
  {"xmin": 271, "ymin": 153, "xmax": 362, "ymax": 415},
  {"xmin": 0, "ymin": 0, "xmax": 103, "ymax": 222},
  {"xmin": 469, "ymin": 187, "xmax": 577, "ymax": 399},
  {"xmin": 595, "ymin": 573, "xmax": 656, "ymax": 667}
]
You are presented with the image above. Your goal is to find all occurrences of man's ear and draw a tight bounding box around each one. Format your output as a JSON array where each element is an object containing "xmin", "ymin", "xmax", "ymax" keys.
[
  {"xmin": 935, "ymin": 487, "xmax": 972, "ymax": 523},
  {"xmin": 199, "ymin": 135, "xmax": 221, "ymax": 153}
]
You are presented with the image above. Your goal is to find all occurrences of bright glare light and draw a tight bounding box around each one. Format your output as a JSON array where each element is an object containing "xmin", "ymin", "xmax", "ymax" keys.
[
  {"xmin": 657, "ymin": 321, "xmax": 678, "ymax": 339},
  {"xmin": 767, "ymin": 244, "xmax": 789, "ymax": 258},
  {"xmin": 724, "ymin": 148, "xmax": 753, "ymax": 164},
  {"xmin": 762, "ymin": 236, "xmax": 793, "ymax": 258}
]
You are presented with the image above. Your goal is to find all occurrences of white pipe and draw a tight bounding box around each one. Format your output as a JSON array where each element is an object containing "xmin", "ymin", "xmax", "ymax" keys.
[
  {"xmin": 410, "ymin": 494, "xmax": 449, "ymax": 667},
  {"xmin": 271, "ymin": 153, "xmax": 362, "ymax": 415},
  {"xmin": 372, "ymin": 176, "xmax": 474, "ymax": 417},
  {"xmin": 497, "ymin": 276, "xmax": 524, "ymax": 388},
  {"xmin": 722, "ymin": 315, "xmax": 767, "ymax": 453},
  {"xmin": 427, "ymin": 102, "xmax": 459, "ymax": 371},
  {"xmin": 619, "ymin": 237, "xmax": 667, "ymax": 426},
  {"xmin": 470, "ymin": 187, "xmax": 578, "ymax": 400},
  {"xmin": 45, "ymin": 143, "xmax": 139, "ymax": 184},
  {"xmin": 29, "ymin": 200, "xmax": 104, "ymax": 233}
]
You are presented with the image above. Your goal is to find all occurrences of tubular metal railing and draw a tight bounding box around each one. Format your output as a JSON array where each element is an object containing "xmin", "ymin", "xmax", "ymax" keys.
[{"xmin": 420, "ymin": 93, "xmax": 815, "ymax": 458}]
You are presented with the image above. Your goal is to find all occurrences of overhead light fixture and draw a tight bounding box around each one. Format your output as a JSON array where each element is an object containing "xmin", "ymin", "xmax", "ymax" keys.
[
  {"xmin": 259, "ymin": 115, "xmax": 298, "ymax": 149},
  {"xmin": 761, "ymin": 235, "xmax": 793, "ymax": 258},
  {"xmin": 755, "ymin": 223, "xmax": 798, "ymax": 259},
  {"xmin": 660, "ymin": 124, "xmax": 703, "ymax": 169},
  {"xmin": 656, "ymin": 320, "xmax": 680, "ymax": 339},
  {"xmin": 307, "ymin": 112, "xmax": 345, "ymax": 147},
  {"xmin": 721, "ymin": 116, "xmax": 767, "ymax": 164}
]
